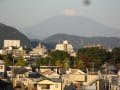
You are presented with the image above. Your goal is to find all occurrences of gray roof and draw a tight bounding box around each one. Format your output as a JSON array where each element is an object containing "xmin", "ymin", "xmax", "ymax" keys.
[
  {"xmin": 14, "ymin": 68, "xmax": 28, "ymax": 74},
  {"xmin": 29, "ymin": 73, "xmax": 62, "ymax": 83},
  {"xmin": 49, "ymin": 78, "xmax": 62, "ymax": 82}
]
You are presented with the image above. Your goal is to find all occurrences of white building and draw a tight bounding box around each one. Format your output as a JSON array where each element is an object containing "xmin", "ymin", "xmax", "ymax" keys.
[
  {"xmin": 84, "ymin": 43, "xmax": 105, "ymax": 49},
  {"xmin": 29, "ymin": 43, "xmax": 47, "ymax": 57},
  {"xmin": 55, "ymin": 40, "xmax": 76, "ymax": 56},
  {"xmin": 4, "ymin": 40, "xmax": 20, "ymax": 48}
]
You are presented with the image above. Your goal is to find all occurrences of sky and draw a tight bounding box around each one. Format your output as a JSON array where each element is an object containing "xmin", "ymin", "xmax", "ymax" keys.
[{"xmin": 0, "ymin": 0, "xmax": 120, "ymax": 34}]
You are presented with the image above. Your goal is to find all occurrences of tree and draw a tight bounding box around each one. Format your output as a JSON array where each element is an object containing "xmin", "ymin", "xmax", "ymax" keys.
[
  {"xmin": 77, "ymin": 48, "xmax": 110, "ymax": 69},
  {"xmin": 3, "ymin": 54, "xmax": 13, "ymax": 66},
  {"xmin": 49, "ymin": 50, "xmax": 70, "ymax": 65},
  {"xmin": 35, "ymin": 56, "xmax": 51, "ymax": 67},
  {"xmin": 111, "ymin": 47, "xmax": 120, "ymax": 63},
  {"xmin": 16, "ymin": 56, "xmax": 26, "ymax": 66},
  {"xmin": 63, "ymin": 57, "xmax": 70, "ymax": 70},
  {"xmin": 75, "ymin": 58, "xmax": 85, "ymax": 70},
  {"xmin": 55, "ymin": 59, "xmax": 62, "ymax": 67}
]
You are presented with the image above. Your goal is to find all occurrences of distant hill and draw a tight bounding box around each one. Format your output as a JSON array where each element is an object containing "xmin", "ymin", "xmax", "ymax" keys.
[
  {"xmin": 42, "ymin": 33, "xmax": 120, "ymax": 50},
  {"xmin": 0, "ymin": 23, "xmax": 31, "ymax": 48},
  {"xmin": 22, "ymin": 15, "xmax": 120, "ymax": 39}
]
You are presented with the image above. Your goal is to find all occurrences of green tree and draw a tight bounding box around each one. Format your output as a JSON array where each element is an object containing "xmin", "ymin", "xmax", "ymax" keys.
[
  {"xmin": 63, "ymin": 57, "xmax": 70, "ymax": 70},
  {"xmin": 55, "ymin": 59, "xmax": 63, "ymax": 67},
  {"xmin": 3, "ymin": 54, "xmax": 13, "ymax": 66},
  {"xmin": 49, "ymin": 50, "xmax": 70, "ymax": 65},
  {"xmin": 111, "ymin": 47, "xmax": 120, "ymax": 63},
  {"xmin": 35, "ymin": 56, "xmax": 51, "ymax": 67},
  {"xmin": 16, "ymin": 56, "xmax": 26, "ymax": 66},
  {"xmin": 77, "ymin": 48, "xmax": 110, "ymax": 69},
  {"xmin": 75, "ymin": 58, "xmax": 85, "ymax": 70}
]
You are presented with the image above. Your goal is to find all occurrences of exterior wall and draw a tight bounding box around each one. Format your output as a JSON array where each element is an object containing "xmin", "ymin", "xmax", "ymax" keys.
[
  {"xmin": 29, "ymin": 43, "xmax": 47, "ymax": 56},
  {"xmin": 62, "ymin": 74, "xmax": 85, "ymax": 90},
  {"xmin": 0, "ymin": 61, "xmax": 5, "ymax": 77},
  {"xmin": 51, "ymin": 83, "xmax": 61, "ymax": 90},
  {"xmin": 4, "ymin": 40, "xmax": 20, "ymax": 48},
  {"xmin": 83, "ymin": 75, "xmax": 98, "ymax": 85},
  {"xmin": 12, "ymin": 49, "xmax": 26, "ymax": 56},
  {"xmin": 84, "ymin": 44, "xmax": 105, "ymax": 49},
  {"xmin": 28, "ymin": 84, "xmax": 37, "ymax": 90},
  {"xmin": 62, "ymin": 74, "xmax": 102, "ymax": 90},
  {"xmin": 38, "ymin": 80, "xmax": 61, "ymax": 90},
  {"xmin": 55, "ymin": 40, "xmax": 74, "ymax": 54},
  {"xmin": 56, "ymin": 44, "xmax": 64, "ymax": 51}
]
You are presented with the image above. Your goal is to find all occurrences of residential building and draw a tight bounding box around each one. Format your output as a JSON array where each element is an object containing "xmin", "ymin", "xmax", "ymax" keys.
[
  {"xmin": 55, "ymin": 40, "xmax": 76, "ymax": 56},
  {"xmin": 29, "ymin": 43, "xmax": 47, "ymax": 57},
  {"xmin": 39, "ymin": 66, "xmax": 60, "ymax": 78},
  {"xmin": 14, "ymin": 70, "xmax": 62, "ymax": 90},
  {"xmin": 62, "ymin": 69, "xmax": 86, "ymax": 90},
  {"xmin": 2, "ymin": 46, "xmax": 26, "ymax": 57},
  {"xmin": 4, "ymin": 40, "xmax": 20, "ymax": 48},
  {"xmin": 0, "ymin": 60, "xmax": 5, "ymax": 78},
  {"xmin": 84, "ymin": 43, "xmax": 105, "ymax": 49}
]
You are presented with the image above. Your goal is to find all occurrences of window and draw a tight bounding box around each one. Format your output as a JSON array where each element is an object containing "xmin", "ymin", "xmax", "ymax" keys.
[
  {"xmin": 19, "ymin": 75, "xmax": 23, "ymax": 78},
  {"xmin": 41, "ymin": 84, "xmax": 50, "ymax": 89},
  {"xmin": 0, "ymin": 66, "xmax": 3, "ymax": 69}
]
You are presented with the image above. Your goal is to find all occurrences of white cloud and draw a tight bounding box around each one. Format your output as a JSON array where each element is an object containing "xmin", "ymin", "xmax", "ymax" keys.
[{"xmin": 62, "ymin": 9, "xmax": 79, "ymax": 16}]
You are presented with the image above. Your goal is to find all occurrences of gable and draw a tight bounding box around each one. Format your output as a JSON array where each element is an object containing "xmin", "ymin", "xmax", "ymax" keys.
[{"xmin": 38, "ymin": 79, "xmax": 57, "ymax": 84}]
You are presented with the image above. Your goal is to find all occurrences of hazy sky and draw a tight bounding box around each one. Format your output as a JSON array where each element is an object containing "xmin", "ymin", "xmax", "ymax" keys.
[{"xmin": 0, "ymin": 0, "xmax": 120, "ymax": 30}]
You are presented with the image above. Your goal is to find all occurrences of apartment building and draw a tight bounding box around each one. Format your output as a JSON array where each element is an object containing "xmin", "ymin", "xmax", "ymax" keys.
[{"xmin": 4, "ymin": 40, "xmax": 20, "ymax": 48}]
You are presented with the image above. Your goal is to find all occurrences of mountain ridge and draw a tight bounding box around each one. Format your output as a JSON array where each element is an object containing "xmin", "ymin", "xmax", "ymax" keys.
[
  {"xmin": 22, "ymin": 15, "xmax": 120, "ymax": 39},
  {"xmin": 0, "ymin": 23, "xmax": 31, "ymax": 48},
  {"xmin": 41, "ymin": 33, "xmax": 120, "ymax": 50}
]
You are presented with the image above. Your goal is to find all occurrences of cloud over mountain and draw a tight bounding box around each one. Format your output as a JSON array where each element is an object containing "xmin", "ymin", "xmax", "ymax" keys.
[{"xmin": 62, "ymin": 9, "xmax": 79, "ymax": 16}]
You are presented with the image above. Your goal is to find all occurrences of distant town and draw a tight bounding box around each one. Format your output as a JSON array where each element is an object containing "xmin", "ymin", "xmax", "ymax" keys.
[{"xmin": 0, "ymin": 39, "xmax": 120, "ymax": 90}]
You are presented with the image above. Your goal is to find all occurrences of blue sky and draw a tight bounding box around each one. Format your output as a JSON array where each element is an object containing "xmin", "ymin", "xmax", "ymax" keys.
[{"xmin": 0, "ymin": 0, "xmax": 120, "ymax": 30}]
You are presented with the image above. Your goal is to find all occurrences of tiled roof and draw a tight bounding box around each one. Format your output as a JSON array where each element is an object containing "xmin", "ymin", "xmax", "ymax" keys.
[
  {"xmin": 14, "ymin": 68, "xmax": 28, "ymax": 74},
  {"xmin": 49, "ymin": 78, "xmax": 62, "ymax": 82},
  {"xmin": 28, "ymin": 72, "xmax": 41, "ymax": 78}
]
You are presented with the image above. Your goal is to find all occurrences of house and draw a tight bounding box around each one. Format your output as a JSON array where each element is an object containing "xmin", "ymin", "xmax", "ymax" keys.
[
  {"xmin": 62, "ymin": 69, "xmax": 106, "ymax": 90},
  {"xmin": 13, "ymin": 67, "xmax": 62, "ymax": 90},
  {"xmin": 4, "ymin": 40, "xmax": 20, "ymax": 48},
  {"xmin": 101, "ymin": 62, "xmax": 117, "ymax": 74},
  {"xmin": 29, "ymin": 43, "xmax": 48, "ymax": 57},
  {"xmin": 37, "ymin": 78, "xmax": 62, "ymax": 90},
  {"xmin": 62, "ymin": 69, "xmax": 86, "ymax": 90},
  {"xmin": 41, "ymin": 69, "xmax": 60, "ymax": 78},
  {"xmin": 0, "ymin": 60, "xmax": 5, "ymax": 78},
  {"xmin": 24, "ymin": 72, "xmax": 62, "ymax": 90},
  {"xmin": 109, "ymin": 75, "xmax": 120, "ymax": 90}
]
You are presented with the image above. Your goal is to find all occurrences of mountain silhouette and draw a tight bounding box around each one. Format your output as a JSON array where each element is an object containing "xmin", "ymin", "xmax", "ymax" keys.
[{"xmin": 22, "ymin": 15, "xmax": 120, "ymax": 39}]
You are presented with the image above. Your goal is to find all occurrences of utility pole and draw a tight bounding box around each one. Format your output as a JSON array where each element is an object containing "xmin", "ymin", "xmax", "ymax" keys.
[
  {"xmin": 12, "ymin": 56, "xmax": 15, "ymax": 88},
  {"xmin": 92, "ymin": 62, "xmax": 94, "ymax": 74}
]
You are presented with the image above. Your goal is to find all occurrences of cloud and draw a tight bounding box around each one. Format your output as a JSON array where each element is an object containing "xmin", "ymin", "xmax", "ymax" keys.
[{"xmin": 62, "ymin": 9, "xmax": 79, "ymax": 16}]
